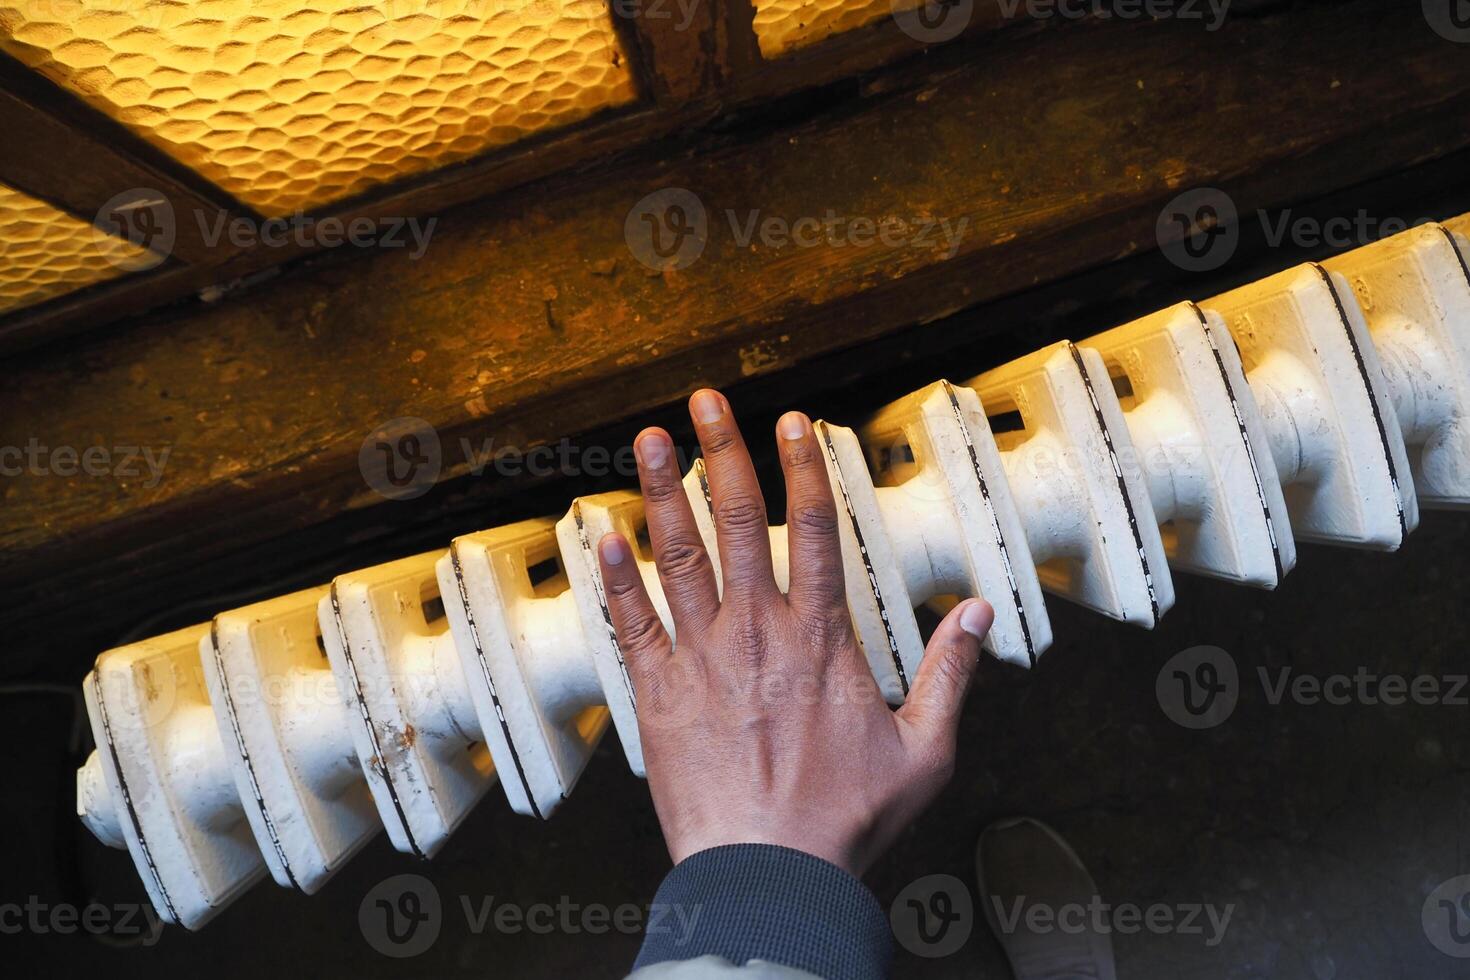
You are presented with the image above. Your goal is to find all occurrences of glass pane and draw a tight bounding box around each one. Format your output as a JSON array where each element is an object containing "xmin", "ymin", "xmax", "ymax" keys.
[
  {"xmin": 752, "ymin": 0, "xmax": 913, "ymax": 58},
  {"xmin": 0, "ymin": 181, "xmax": 152, "ymax": 315},
  {"xmin": 0, "ymin": 0, "xmax": 638, "ymax": 216}
]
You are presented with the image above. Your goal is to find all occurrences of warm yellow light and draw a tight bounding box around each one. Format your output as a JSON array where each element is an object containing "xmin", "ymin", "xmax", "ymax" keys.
[
  {"xmin": 751, "ymin": 0, "xmax": 921, "ymax": 58},
  {"xmin": 0, "ymin": 182, "xmax": 152, "ymax": 315},
  {"xmin": 0, "ymin": 0, "xmax": 637, "ymax": 216}
]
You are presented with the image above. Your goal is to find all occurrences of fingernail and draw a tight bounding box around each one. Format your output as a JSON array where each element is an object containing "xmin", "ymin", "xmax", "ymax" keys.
[
  {"xmin": 690, "ymin": 389, "xmax": 725, "ymax": 424},
  {"xmin": 959, "ymin": 599, "xmax": 994, "ymax": 638},
  {"xmin": 636, "ymin": 431, "xmax": 671, "ymax": 469},
  {"xmin": 600, "ymin": 534, "xmax": 629, "ymax": 566},
  {"xmin": 777, "ymin": 411, "xmax": 809, "ymax": 440}
]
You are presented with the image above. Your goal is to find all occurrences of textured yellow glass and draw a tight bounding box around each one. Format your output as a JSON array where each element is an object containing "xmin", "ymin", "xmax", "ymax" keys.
[
  {"xmin": 0, "ymin": 182, "xmax": 151, "ymax": 315},
  {"xmin": 751, "ymin": 0, "xmax": 921, "ymax": 58},
  {"xmin": 0, "ymin": 0, "xmax": 638, "ymax": 216}
]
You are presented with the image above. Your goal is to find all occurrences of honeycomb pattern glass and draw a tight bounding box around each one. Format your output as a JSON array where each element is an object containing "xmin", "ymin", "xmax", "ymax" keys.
[
  {"xmin": 0, "ymin": 182, "xmax": 153, "ymax": 316},
  {"xmin": 0, "ymin": 0, "xmax": 638, "ymax": 217},
  {"xmin": 751, "ymin": 0, "xmax": 925, "ymax": 58}
]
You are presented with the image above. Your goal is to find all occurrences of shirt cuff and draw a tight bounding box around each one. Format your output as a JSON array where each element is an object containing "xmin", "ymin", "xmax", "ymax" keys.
[{"xmin": 632, "ymin": 843, "xmax": 892, "ymax": 980}]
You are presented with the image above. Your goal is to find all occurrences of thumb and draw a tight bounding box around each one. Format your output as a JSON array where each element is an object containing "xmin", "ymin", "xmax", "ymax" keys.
[{"xmin": 896, "ymin": 598, "xmax": 993, "ymax": 744}]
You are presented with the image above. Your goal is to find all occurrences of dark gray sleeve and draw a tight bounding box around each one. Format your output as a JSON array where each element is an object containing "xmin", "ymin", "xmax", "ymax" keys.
[
  {"xmin": 625, "ymin": 954, "xmax": 823, "ymax": 979},
  {"xmin": 629, "ymin": 844, "xmax": 892, "ymax": 980}
]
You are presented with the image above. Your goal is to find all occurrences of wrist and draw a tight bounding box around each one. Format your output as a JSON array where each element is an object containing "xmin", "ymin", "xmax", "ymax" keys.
[
  {"xmin": 634, "ymin": 843, "xmax": 892, "ymax": 979},
  {"xmin": 668, "ymin": 812, "xmax": 872, "ymax": 877}
]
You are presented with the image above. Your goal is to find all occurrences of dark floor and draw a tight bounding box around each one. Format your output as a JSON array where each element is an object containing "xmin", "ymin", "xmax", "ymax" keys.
[{"xmin": 5, "ymin": 509, "xmax": 1468, "ymax": 978}]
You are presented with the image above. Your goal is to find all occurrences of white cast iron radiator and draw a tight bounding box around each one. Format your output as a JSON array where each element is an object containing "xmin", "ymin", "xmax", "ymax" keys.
[{"xmin": 73, "ymin": 218, "xmax": 1470, "ymax": 929}]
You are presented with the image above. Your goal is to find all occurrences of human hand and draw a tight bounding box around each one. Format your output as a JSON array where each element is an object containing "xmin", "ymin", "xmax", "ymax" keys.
[{"xmin": 596, "ymin": 388, "xmax": 994, "ymax": 877}]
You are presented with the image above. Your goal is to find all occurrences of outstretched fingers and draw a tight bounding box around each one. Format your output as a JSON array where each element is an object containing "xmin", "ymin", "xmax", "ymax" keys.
[
  {"xmin": 633, "ymin": 428, "xmax": 720, "ymax": 634},
  {"xmin": 776, "ymin": 412, "xmax": 847, "ymax": 617},
  {"xmin": 598, "ymin": 532, "xmax": 674, "ymax": 698},
  {"xmin": 688, "ymin": 389, "xmax": 777, "ymax": 606}
]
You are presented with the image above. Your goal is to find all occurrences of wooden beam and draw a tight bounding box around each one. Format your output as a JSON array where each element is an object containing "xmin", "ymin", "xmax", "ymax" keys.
[
  {"xmin": 4, "ymin": 0, "xmax": 1470, "ymax": 658},
  {"xmin": 613, "ymin": 0, "xmax": 724, "ymax": 106},
  {"xmin": 0, "ymin": 3, "xmax": 1023, "ymax": 353},
  {"xmin": 0, "ymin": 52, "xmax": 249, "ymax": 264},
  {"xmin": 725, "ymin": 0, "xmax": 1016, "ymax": 100},
  {"xmin": 719, "ymin": 0, "xmax": 765, "ymax": 80},
  {"xmin": 0, "ymin": 101, "xmax": 706, "ymax": 353}
]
